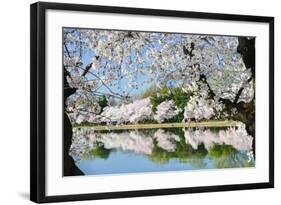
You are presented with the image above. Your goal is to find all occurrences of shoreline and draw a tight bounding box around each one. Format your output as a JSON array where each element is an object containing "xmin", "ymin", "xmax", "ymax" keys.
[{"xmin": 73, "ymin": 120, "xmax": 240, "ymax": 131}]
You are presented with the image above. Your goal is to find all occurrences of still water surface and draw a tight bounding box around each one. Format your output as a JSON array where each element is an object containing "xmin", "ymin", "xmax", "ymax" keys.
[{"xmin": 70, "ymin": 126, "xmax": 255, "ymax": 175}]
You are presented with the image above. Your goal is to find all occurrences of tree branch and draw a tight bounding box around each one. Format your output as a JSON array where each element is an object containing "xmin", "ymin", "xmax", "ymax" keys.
[
  {"xmin": 79, "ymin": 66, "xmax": 125, "ymax": 99},
  {"xmin": 64, "ymin": 42, "xmax": 71, "ymax": 58}
]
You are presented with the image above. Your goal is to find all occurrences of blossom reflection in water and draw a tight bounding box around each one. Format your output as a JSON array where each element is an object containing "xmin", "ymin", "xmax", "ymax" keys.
[{"xmin": 70, "ymin": 125, "xmax": 255, "ymax": 175}]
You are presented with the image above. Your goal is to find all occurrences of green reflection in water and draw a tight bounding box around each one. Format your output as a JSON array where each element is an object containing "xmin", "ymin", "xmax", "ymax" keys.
[
  {"xmin": 209, "ymin": 144, "xmax": 254, "ymax": 168},
  {"xmin": 71, "ymin": 127, "xmax": 254, "ymax": 171}
]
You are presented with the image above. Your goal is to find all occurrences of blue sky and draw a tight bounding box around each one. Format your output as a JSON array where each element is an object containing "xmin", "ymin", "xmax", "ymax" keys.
[
  {"xmin": 63, "ymin": 28, "xmax": 181, "ymax": 99},
  {"xmin": 63, "ymin": 28, "xmax": 220, "ymax": 100}
]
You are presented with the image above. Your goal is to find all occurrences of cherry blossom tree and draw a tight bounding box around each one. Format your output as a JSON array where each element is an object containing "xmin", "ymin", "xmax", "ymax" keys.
[
  {"xmin": 154, "ymin": 100, "xmax": 181, "ymax": 123},
  {"xmin": 63, "ymin": 28, "xmax": 255, "ymax": 133}
]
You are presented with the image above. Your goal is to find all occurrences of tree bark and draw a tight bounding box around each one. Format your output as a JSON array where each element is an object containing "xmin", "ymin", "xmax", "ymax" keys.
[
  {"xmin": 63, "ymin": 68, "xmax": 84, "ymax": 176},
  {"xmin": 194, "ymin": 37, "xmax": 256, "ymax": 155}
]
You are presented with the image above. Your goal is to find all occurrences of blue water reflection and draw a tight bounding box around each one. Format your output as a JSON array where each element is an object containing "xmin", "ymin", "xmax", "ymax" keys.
[{"xmin": 70, "ymin": 126, "xmax": 255, "ymax": 175}]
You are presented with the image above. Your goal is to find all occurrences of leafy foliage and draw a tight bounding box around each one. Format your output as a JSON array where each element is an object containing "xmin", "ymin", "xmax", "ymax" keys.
[
  {"xmin": 150, "ymin": 87, "xmax": 189, "ymax": 122},
  {"xmin": 97, "ymin": 95, "xmax": 108, "ymax": 114}
]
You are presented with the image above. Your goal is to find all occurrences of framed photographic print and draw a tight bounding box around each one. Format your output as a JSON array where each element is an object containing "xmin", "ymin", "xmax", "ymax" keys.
[{"xmin": 30, "ymin": 1, "xmax": 274, "ymax": 203}]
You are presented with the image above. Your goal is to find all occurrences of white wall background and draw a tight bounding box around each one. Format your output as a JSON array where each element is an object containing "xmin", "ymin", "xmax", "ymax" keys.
[{"xmin": 0, "ymin": 0, "xmax": 279, "ymax": 204}]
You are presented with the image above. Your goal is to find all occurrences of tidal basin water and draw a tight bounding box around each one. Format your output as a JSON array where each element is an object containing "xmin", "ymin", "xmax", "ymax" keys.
[{"xmin": 69, "ymin": 126, "xmax": 255, "ymax": 175}]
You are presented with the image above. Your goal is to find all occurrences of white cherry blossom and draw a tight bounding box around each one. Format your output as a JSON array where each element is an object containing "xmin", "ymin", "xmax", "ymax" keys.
[{"xmin": 154, "ymin": 100, "xmax": 181, "ymax": 123}]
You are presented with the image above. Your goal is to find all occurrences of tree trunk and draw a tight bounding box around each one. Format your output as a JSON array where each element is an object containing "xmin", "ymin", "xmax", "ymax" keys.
[{"xmin": 63, "ymin": 68, "xmax": 84, "ymax": 176}]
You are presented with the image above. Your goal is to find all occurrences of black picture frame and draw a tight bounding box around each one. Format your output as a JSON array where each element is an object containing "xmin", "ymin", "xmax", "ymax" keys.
[{"xmin": 30, "ymin": 1, "xmax": 274, "ymax": 203}]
